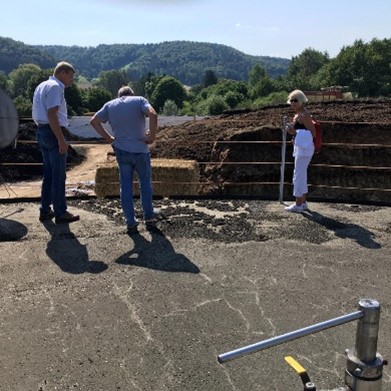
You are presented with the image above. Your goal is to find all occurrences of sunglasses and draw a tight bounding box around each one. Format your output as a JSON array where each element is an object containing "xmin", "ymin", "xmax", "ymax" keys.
[{"xmin": 290, "ymin": 98, "xmax": 298, "ymax": 103}]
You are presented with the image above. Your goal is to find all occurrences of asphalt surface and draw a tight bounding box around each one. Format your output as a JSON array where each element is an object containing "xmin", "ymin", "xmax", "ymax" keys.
[{"xmin": 0, "ymin": 199, "xmax": 390, "ymax": 391}]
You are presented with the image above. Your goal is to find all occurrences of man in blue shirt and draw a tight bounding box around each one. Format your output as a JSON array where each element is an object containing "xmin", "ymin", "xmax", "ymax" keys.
[{"xmin": 90, "ymin": 86, "xmax": 158, "ymax": 234}]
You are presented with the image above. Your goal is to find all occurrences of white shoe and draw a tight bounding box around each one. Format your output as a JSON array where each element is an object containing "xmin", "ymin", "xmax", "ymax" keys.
[
  {"xmin": 284, "ymin": 203, "xmax": 305, "ymax": 213},
  {"xmin": 302, "ymin": 202, "xmax": 309, "ymax": 210}
]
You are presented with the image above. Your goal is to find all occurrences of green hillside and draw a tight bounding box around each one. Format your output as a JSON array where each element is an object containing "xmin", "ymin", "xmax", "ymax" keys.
[
  {"xmin": 0, "ymin": 37, "xmax": 56, "ymax": 74},
  {"xmin": 36, "ymin": 40, "xmax": 290, "ymax": 85},
  {"xmin": 0, "ymin": 37, "xmax": 290, "ymax": 85}
]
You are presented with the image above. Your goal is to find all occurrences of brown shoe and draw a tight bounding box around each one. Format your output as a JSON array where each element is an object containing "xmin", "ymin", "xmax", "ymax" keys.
[
  {"xmin": 55, "ymin": 211, "xmax": 80, "ymax": 224},
  {"xmin": 39, "ymin": 210, "xmax": 55, "ymax": 222}
]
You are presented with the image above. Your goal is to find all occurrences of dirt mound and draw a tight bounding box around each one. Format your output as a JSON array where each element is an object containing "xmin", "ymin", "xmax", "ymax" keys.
[
  {"xmin": 0, "ymin": 122, "xmax": 86, "ymax": 182},
  {"xmin": 151, "ymin": 99, "xmax": 391, "ymax": 163},
  {"xmin": 150, "ymin": 99, "xmax": 391, "ymax": 202}
]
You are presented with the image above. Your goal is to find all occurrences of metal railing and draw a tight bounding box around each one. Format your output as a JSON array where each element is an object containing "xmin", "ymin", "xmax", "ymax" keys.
[{"xmin": 1, "ymin": 120, "xmax": 391, "ymax": 200}]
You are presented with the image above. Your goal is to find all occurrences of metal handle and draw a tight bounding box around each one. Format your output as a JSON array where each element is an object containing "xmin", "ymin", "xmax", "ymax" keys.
[{"xmin": 218, "ymin": 310, "xmax": 363, "ymax": 363}]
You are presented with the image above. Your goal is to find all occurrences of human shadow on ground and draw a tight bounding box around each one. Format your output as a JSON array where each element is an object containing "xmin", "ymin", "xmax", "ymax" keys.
[
  {"xmin": 0, "ymin": 218, "xmax": 28, "ymax": 241},
  {"xmin": 116, "ymin": 226, "xmax": 200, "ymax": 273},
  {"xmin": 42, "ymin": 220, "xmax": 108, "ymax": 274},
  {"xmin": 302, "ymin": 209, "xmax": 381, "ymax": 249}
]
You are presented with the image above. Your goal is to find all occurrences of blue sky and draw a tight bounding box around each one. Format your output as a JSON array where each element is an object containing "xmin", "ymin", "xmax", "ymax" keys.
[{"xmin": 2, "ymin": 0, "xmax": 390, "ymax": 58}]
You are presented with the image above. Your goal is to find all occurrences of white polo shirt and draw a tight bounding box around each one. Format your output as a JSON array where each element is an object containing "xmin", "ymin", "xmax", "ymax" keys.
[{"xmin": 32, "ymin": 76, "xmax": 69, "ymax": 127}]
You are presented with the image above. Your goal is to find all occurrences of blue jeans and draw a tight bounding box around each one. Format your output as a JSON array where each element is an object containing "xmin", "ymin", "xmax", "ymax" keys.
[
  {"xmin": 113, "ymin": 147, "xmax": 154, "ymax": 225},
  {"xmin": 36, "ymin": 125, "xmax": 67, "ymax": 217}
]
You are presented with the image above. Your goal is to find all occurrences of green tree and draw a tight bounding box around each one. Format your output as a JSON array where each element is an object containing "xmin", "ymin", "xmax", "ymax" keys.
[
  {"xmin": 8, "ymin": 63, "xmax": 42, "ymax": 98},
  {"xmin": 95, "ymin": 69, "xmax": 129, "ymax": 97},
  {"xmin": 248, "ymin": 64, "xmax": 275, "ymax": 98},
  {"xmin": 150, "ymin": 76, "xmax": 186, "ymax": 112},
  {"xmin": 13, "ymin": 96, "xmax": 32, "ymax": 116},
  {"xmin": 0, "ymin": 72, "xmax": 8, "ymax": 92},
  {"xmin": 322, "ymin": 38, "xmax": 391, "ymax": 97},
  {"xmin": 25, "ymin": 68, "xmax": 52, "ymax": 100},
  {"xmin": 249, "ymin": 64, "xmax": 266, "ymax": 86},
  {"xmin": 65, "ymin": 83, "xmax": 84, "ymax": 115},
  {"xmin": 224, "ymin": 91, "xmax": 245, "ymax": 108},
  {"xmin": 131, "ymin": 72, "xmax": 155, "ymax": 96},
  {"xmin": 81, "ymin": 87, "xmax": 112, "ymax": 112},
  {"xmin": 206, "ymin": 95, "xmax": 228, "ymax": 115},
  {"xmin": 202, "ymin": 69, "xmax": 218, "ymax": 88},
  {"xmin": 201, "ymin": 79, "xmax": 248, "ymax": 99},
  {"xmin": 144, "ymin": 74, "xmax": 164, "ymax": 100},
  {"xmin": 162, "ymin": 99, "xmax": 178, "ymax": 116},
  {"xmin": 286, "ymin": 48, "xmax": 329, "ymax": 90}
]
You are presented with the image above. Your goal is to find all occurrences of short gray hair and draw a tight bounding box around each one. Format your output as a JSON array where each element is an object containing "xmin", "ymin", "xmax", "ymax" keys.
[
  {"xmin": 287, "ymin": 89, "xmax": 308, "ymax": 105},
  {"xmin": 118, "ymin": 86, "xmax": 134, "ymax": 97},
  {"xmin": 54, "ymin": 61, "xmax": 75, "ymax": 75}
]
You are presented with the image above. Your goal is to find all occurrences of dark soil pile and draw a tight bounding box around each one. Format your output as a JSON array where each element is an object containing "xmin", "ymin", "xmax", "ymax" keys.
[
  {"xmin": 151, "ymin": 99, "xmax": 391, "ymax": 164},
  {"xmin": 150, "ymin": 99, "xmax": 391, "ymax": 201},
  {"xmin": 0, "ymin": 122, "xmax": 86, "ymax": 182}
]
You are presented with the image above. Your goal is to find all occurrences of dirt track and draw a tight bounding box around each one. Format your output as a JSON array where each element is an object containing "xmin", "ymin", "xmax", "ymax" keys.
[{"xmin": 0, "ymin": 144, "xmax": 111, "ymax": 199}]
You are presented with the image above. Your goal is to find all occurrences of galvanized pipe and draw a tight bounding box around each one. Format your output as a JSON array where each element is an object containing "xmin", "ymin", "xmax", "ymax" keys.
[
  {"xmin": 279, "ymin": 116, "xmax": 288, "ymax": 203},
  {"xmin": 218, "ymin": 310, "xmax": 363, "ymax": 363},
  {"xmin": 355, "ymin": 299, "xmax": 380, "ymax": 362}
]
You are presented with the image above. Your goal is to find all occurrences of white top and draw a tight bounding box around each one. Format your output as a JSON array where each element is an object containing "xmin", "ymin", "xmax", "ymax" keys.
[
  {"xmin": 293, "ymin": 129, "xmax": 315, "ymax": 157},
  {"xmin": 32, "ymin": 76, "xmax": 69, "ymax": 127}
]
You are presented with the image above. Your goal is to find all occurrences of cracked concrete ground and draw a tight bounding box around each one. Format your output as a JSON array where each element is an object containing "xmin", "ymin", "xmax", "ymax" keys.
[{"xmin": 0, "ymin": 199, "xmax": 390, "ymax": 391}]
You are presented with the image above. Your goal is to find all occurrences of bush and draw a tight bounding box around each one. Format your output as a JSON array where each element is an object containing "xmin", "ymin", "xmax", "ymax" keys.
[
  {"xmin": 162, "ymin": 99, "xmax": 178, "ymax": 116},
  {"xmin": 13, "ymin": 96, "xmax": 32, "ymax": 116},
  {"xmin": 224, "ymin": 91, "xmax": 245, "ymax": 108},
  {"xmin": 252, "ymin": 92, "xmax": 288, "ymax": 108},
  {"xmin": 206, "ymin": 95, "xmax": 229, "ymax": 115}
]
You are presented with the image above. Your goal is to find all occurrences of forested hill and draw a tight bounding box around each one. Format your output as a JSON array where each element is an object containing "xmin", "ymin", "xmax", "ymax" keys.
[
  {"xmin": 37, "ymin": 41, "xmax": 290, "ymax": 85},
  {"xmin": 0, "ymin": 37, "xmax": 290, "ymax": 85},
  {"xmin": 0, "ymin": 37, "xmax": 56, "ymax": 73}
]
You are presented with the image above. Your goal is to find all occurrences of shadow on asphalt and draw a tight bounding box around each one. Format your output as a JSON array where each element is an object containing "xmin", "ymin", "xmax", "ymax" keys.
[
  {"xmin": 42, "ymin": 221, "xmax": 108, "ymax": 274},
  {"xmin": 0, "ymin": 218, "xmax": 28, "ymax": 241},
  {"xmin": 303, "ymin": 210, "xmax": 381, "ymax": 249},
  {"xmin": 116, "ymin": 226, "xmax": 200, "ymax": 273}
]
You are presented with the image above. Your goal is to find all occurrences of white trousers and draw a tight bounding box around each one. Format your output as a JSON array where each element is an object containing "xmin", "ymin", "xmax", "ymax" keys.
[{"xmin": 293, "ymin": 155, "xmax": 312, "ymax": 197}]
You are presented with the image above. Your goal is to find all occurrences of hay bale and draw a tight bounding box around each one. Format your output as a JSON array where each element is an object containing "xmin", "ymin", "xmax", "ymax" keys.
[
  {"xmin": 95, "ymin": 158, "xmax": 199, "ymax": 197},
  {"xmin": 95, "ymin": 162, "xmax": 120, "ymax": 197}
]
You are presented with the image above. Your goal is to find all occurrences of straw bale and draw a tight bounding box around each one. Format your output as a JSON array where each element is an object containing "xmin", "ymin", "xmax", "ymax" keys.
[{"xmin": 95, "ymin": 158, "xmax": 199, "ymax": 197}]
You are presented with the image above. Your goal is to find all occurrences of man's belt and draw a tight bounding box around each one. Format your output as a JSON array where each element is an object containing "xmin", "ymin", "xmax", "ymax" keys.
[{"xmin": 37, "ymin": 124, "xmax": 68, "ymax": 131}]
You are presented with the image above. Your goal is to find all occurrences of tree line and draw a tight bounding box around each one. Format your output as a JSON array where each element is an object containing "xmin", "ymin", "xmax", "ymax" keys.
[
  {"xmin": 0, "ymin": 38, "xmax": 290, "ymax": 86},
  {"xmin": 0, "ymin": 38, "xmax": 390, "ymax": 117}
]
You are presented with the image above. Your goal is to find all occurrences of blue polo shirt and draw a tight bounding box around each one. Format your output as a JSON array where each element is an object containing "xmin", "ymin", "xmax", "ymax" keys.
[{"xmin": 95, "ymin": 96, "xmax": 151, "ymax": 153}]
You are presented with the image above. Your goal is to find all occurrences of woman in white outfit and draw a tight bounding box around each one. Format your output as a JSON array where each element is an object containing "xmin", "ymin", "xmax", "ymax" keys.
[{"xmin": 285, "ymin": 90, "xmax": 316, "ymax": 213}]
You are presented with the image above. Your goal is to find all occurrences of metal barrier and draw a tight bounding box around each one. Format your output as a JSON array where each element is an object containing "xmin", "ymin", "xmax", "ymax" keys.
[
  {"xmin": 218, "ymin": 299, "xmax": 387, "ymax": 390},
  {"xmin": 2, "ymin": 119, "xmax": 391, "ymax": 201},
  {"xmin": 279, "ymin": 115, "xmax": 288, "ymax": 203}
]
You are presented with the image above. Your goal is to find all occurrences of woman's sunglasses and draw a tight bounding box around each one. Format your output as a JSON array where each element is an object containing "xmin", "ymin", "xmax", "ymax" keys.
[{"xmin": 290, "ymin": 99, "xmax": 298, "ymax": 103}]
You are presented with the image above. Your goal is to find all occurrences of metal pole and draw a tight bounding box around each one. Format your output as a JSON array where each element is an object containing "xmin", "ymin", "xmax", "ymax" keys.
[
  {"xmin": 355, "ymin": 299, "xmax": 380, "ymax": 362},
  {"xmin": 218, "ymin": 310, "xmax": 363, "ymax": 363},
  {"xmin": 345, "ymin": 299, "xmax": 384, "ymax": 391},
  {"xmin": 279, "ymin": 116, "xmax": 288, "ymax": 203}
]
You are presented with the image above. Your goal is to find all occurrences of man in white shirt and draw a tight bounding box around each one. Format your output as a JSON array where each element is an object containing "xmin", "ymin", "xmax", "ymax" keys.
[{"xmin": 32, "ymin": 61, "xmax": 80, "ymax": 224}]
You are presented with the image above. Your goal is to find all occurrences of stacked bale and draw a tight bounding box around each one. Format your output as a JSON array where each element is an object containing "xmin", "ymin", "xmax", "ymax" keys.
[{"xmin": 95, "ymin": 158, "xmax": 199, "ymax": 197}]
